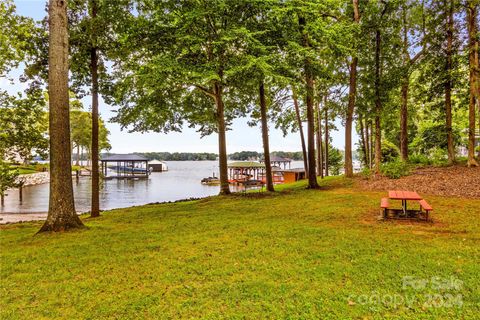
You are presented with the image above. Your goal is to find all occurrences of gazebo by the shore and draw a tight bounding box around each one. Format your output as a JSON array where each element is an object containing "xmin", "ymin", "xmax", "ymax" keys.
[{"xmin": 100, "ymin": 154, "xmax": 150, "ymax": 179}]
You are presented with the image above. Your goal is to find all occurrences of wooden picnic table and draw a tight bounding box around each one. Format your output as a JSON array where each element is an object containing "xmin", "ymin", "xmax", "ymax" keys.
[
  {"xmin": 388, "ymin": 190, "xmax": 422, "ymax": 217},
  {"xmin": 381, "ymin": 190, "xmax": 433, "ymax": 221}
]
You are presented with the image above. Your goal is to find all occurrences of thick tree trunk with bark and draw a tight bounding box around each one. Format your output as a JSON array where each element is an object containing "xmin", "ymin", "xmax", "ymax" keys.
[
  {"xmin": 39, "ymin": 0, "xmax": 83, "ymax": 232},
  {"xmin": 259, "ymin": 81, "xmax": 274, "ymax": 192},
  {"xmin": 214, "ymin": 83, "xmax": 231, "ymax": 194},
  {"xmin": 345, "ymin": 0, "xmax": 360, "ymax": 178},
  {"xmin": 467, "ymin": 1, "xmax": 479, "ymax": 167},
  {"xmin": 316, "ymin": 101, "xmax": 323, "ymax": 178},
  {"xmin": 90, "ymin": 0, "xmax": 100, "ymax": 217},
  {"xmin": 445, "ymin": 0, "xmax": 455, "ymax": 164},
  {"xmin": 324, "ymin": 96, "xmax": 329, "ymax": 177},
  {"xmin": 292, "ymin": 87, "xmax": 308, "ymax": 173}
]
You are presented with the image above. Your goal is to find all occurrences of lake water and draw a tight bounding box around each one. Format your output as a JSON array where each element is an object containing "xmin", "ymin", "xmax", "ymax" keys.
[{"xmin": 1, "ymin": 161, "xmax": 305, "ymax": 215}]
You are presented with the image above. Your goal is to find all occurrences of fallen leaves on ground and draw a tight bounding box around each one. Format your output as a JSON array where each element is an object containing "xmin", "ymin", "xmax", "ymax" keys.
[{"xmin": 356, "ymin": 165, "xmax": 480, "ymax": 198}]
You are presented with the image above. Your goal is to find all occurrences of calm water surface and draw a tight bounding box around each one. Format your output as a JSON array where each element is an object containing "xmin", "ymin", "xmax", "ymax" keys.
[{"xmin": 1, "ymin": 161, "xmax": 304, "ymax": 214}]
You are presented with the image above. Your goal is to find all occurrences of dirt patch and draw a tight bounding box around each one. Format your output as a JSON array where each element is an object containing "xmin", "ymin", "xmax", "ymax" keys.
[{"xmin": 356, "ymin": 165, "xmax": 480, "ymax": 198}]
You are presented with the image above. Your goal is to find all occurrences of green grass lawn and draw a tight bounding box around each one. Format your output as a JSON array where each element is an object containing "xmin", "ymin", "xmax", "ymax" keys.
[
  {"xmin": 9, "ymin": 163, "xmax": 49, "ymax": 175},
  {"xmin": 1, "ymin": 178, "xmax": 479, "ymax": 319},
  {"xmin": 13, "ymin": 166, "xmax": 37, "ymax": 175}
]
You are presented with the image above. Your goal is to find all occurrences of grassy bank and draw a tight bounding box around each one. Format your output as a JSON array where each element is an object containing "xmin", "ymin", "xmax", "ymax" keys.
[{"xmin": 1, "ymin": 178, "xmax": 479, "ymax": 319}]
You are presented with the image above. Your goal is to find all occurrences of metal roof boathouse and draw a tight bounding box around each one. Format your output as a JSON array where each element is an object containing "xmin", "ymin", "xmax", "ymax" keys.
[
  {"xmin": 260, "ymin": 156, "xmax": 292, "ymax": 169},
  {"xmin": 100, "ymin": 154, "xmax": 150, "ymax": 179}
]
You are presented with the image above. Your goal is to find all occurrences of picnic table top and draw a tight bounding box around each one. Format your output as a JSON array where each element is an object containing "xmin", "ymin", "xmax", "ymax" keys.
[{"xmin": 388, "ymin": 190, "xmax": 422, "ymax": 200}]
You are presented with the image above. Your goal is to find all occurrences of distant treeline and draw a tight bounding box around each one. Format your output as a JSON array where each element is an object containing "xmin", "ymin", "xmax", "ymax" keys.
[
  {"xmin": 100, "ymin": 151, "xmax": 306, "ymax": 161},
  {"xmin": 228, "ymin": 151, "xmax": 304, "ymax": 161},
  {"xmin": 100, "ymin": 152, "xmax": 218, "ymax": 161},
  {"xmin": 137, "ymin": 152, "xmax": 217, "ymax": 161}
]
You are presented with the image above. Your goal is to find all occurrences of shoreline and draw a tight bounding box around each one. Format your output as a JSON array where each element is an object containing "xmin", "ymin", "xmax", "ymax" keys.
[
  {"xmin": 0, "ymin": 196, "xmax": 206, "ymax": 225},
  {"xmin": 0, "ymin": 213, "xmax": 48, "ymax": 224}
]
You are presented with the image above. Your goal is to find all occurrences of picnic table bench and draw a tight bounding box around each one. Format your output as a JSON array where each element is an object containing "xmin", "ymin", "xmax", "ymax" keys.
[
  {"xmin": 380, "ymin": 190, "xmax": 433, "ymax": 221},
  {"xmin": 237, "ymin": 179, "xmax": 265, "ymax": 194}
]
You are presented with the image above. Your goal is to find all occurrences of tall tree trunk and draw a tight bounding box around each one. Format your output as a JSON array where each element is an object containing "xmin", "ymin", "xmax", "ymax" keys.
[
  {"xmin": 324, "ymin": 95, "xmax": 329, "ymax": 176},
  {"xmin": 400, "ymin": 7, "xmax": 409, "ymax": 162},
  {"xmin": 299, "ymin": 16, "xmax": 318, "ymax": 188},
  {"xmin": 445, "ymin": 0, "xmax": 455, "ymax": 164},
  {"xmin": 365, "ymin": 119, "xmax": 371, "ymax": 169},
  {"xmin": 305, "ymin": 65, "xmax": 318, "ymax": 188},
  {"xmin": 467, "ymin": 1, "xmax": 479, "ymax": 167},
  {"xmin": 374, "ymin": 28, "xmax": 382, "ymax": 174},
  {"xmin": 316, "ymin": 101, "xmax": 323, "ymax": 178},
  {"xmin": 90, "ymin": 0, "xmax": 100, "ymax": 217},
  {"xmin": 214, "ymin": 83, "xmax": 231, "ymax": 194},
  {"xmin": 345, "ymin": 0, "xmax": 360, "ymax": 178},
  {"xmin": 39, "ymin": 0, "xmax": 83, "ymax": 232},
  {"xmin": 400, "ymin": 80, "xmax": 408, "ymax": 161},
  {"xmin": 359, "ymin": 114, "xmax": 368, "ymax": 167},
  {"xmin": 369, "ymin": 121, "xmax": 374, "ymax": 169},
  {"xmin": 259, "ymin": 81, "xmax": 274, "ymax": 192},
  {"xmin": 292, "ymin": 86, "xmax": 308, "ymax": 172},
  {"xmin": 76, "ymin": 144, "xmax": 80, "ymax": 166}
]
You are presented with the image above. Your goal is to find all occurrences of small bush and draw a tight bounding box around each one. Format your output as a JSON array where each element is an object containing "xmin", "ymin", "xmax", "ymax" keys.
[
  {"xmin": 381, "ymin": 160, "xmax": 410, "ymax": 179},
  {"xmin": 456, "ymin": 156, "xmax": 468, "ymax": 165},
  {"xmin": 381, "ymin": 140, "xmax": 400, "ymax": 163},
  {"xmin": 429, "ymin": 147, "xmax": 449, "ymax": 166},
  {"xmin": 360, "ymin": 167, "xmax": 372, "ymax": 179},
  {"xmin": 409, "ymin": 153, "xmax": 432, "ymax": 166}
]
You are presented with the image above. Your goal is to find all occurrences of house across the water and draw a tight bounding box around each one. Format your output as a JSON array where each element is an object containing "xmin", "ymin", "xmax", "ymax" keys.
[{"xmin": 148, "ymin": 160, "xmax": 168, "ymax": 172}]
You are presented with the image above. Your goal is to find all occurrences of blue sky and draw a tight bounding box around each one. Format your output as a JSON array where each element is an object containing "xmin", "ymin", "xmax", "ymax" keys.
[{"xmin": 8, "ymin": 0, "xmax": 358, "ymax": 154}]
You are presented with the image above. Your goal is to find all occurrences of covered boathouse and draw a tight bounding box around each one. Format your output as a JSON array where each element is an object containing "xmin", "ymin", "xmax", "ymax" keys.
[
  {"xmin": 260, "ymin": 156, "xmax": 292, "ymax": 169},
  {"xmin": 100, "ymin": 154, "xmax": 150, "ymax": 179}
]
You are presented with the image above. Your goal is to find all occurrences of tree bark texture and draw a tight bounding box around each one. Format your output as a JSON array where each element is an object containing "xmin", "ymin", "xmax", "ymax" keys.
[
  {"xmin": 445, "ymin": 0, "xmax": 455, "ymax": 164},
  {"xmin": 467, "ymin": 1, "xmax": 479, "ymax": 167},
  {"xmin": 292, "ymin": 86, "xmax": 308, "ymax": 173},
  {"xmin": 345, "ymin": 0, "xmax": 360, "ymax": 178},
  {"xmin": 259, "ymin": 81, "xmax": 274, "ymax": 192},
  {"xmin": 316, "ymin": 101, "xmax": 323, "ymax": 178},
  {"xmin": 39, "ymin": 0, "xmax": 84, "ymax": 232},
  {"xmin": 305, "ymin": 67, "xmax": 318, "ymax": 188},
  {"xmin": 299, "ymin": 15, "xmax": 318, "ymax": 188},
  {"xmin": 90, "ymin": 0, "xmax": 100, "ymax": 217},
  {"xmin": 324, "ymin": 95, "xmax": 329, "ymax": 177},
  {"xmin": 214, "ymin": 83, "xmax": 232, "ymax": 194},
  {"xmin": 400, "ymin": 7, "xmax": 409, "ymax": 161},
  {"xmin": 374, "ymin": 27, "xmax": 382, "ymax": 174},
  {"xmin": 359, "ymin": 114, "xmax": 368, "ymax": 166}
]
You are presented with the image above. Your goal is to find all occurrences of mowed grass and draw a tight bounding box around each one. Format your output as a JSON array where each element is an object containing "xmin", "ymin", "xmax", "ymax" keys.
[{"xmin": 1, "ymin": 177, "xmax": 479, "ymax": 319}]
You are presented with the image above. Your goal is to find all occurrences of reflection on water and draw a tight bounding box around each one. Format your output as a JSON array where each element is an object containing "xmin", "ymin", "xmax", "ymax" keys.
[{"xmin": 1, "ymin": 161, "xmax": 304, "ymax": 214}]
